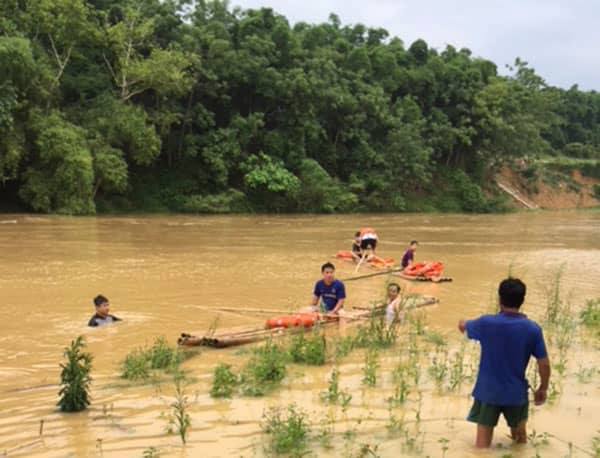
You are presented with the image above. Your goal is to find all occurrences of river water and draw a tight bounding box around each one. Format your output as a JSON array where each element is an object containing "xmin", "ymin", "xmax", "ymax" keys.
[{"xmin": 0, "ymin": 212, "xmax": 599, "ymax": 457}]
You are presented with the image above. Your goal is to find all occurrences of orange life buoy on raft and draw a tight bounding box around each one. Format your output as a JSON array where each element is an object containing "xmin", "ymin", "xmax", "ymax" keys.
[
  {"xmin": 265, "ymin": 313, "xmax": 320, "ymax": 329},
  {"xmin": 403, "ymin": 262, "xmax": 444, "ymax": 278},
  {"xmin": 336, "ymin": 250, "xmax": 355, "ymax": 261}
]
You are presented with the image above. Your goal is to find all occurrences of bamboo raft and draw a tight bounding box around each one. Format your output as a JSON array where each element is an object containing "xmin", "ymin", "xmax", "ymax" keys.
[
  {"xmin": 178, "ymin": 295, "xmax": 439, "ymax": 348},
  {"xmin": 394, "ymin": 272, "xmax": 453, "ymax": 283}
]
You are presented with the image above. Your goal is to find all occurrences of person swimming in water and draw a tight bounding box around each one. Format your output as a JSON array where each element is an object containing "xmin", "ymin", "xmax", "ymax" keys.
[{"xmin": 88, "ymin": 295, "xmax": 121, "ymax": 327}]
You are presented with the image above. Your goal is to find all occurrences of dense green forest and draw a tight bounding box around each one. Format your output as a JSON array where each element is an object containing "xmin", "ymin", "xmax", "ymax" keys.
[{"xmin": 1, "ymin": 0, "xmax": 599, "ymax": 214}]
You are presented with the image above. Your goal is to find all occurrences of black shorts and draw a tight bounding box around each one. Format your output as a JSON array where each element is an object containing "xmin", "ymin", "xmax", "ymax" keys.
[{"xmin": 360, "ymin": 239, "xmax": 377, "ymax": 250}]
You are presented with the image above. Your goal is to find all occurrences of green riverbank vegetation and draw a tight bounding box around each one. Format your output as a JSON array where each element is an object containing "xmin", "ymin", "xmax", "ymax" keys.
[{"xmin": 2, "ymin": 1, "xmax": 600, "ymax": 214}]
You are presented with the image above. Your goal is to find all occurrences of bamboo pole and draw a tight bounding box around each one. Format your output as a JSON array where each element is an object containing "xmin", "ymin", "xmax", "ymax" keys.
[{"xmin": 341, "ymin": 267, "xmax": 404, "ymax": 282}]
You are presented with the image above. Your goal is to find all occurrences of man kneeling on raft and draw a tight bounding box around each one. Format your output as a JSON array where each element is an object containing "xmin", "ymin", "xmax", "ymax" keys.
[{"xmin": 311, "ymin": 262, "xmax": 346, "ymax": 315}]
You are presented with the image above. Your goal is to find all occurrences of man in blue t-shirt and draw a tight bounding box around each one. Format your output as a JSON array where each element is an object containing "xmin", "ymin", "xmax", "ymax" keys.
[
  {"xmin": 458, "ymin": 278, "xmax": 550, "ymax": 448},
  {"xmin": 311, "ymin": 262, "xmax": 346, "ymax": 314}
]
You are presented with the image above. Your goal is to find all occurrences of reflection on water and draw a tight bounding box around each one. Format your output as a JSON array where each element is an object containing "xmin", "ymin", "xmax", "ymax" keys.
[{"xmin": 0, "ymin": 212, "xmax": 599, "ymax": 457}]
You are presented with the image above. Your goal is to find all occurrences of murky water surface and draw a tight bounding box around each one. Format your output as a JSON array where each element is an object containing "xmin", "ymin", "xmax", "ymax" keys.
[{"xmin": 0, "ymin": 212, "xmax": 599, "ymax": 457}]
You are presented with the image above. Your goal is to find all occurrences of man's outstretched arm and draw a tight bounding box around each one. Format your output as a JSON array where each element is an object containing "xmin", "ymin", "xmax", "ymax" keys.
[{"xmin": 534, "ymin": 357, "xmax": 551, "ymax": 405}]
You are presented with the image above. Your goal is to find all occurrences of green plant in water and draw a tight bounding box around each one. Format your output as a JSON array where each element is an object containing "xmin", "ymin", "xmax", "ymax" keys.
[
  {"xmin": 408, "ymin": 310, "xmax": 427, "ymax": 336},
  {"xmin": 390, "ymin": 363, "xmax": 411, "ymax": 405},
  {"xmin": 362, "ymin": 348, "xmax": 379, "ymax": 387},
  {"xmin": 447, "ymin": 342, "xmax": 467, "ymax": 391},
  {"xmin": 58, "ymin": 336, "xmax": 93, "ymax": 412},
  {"xmin": 317, "ymin": 410, "xmax": 336, "ymax": 450},
  {"xmin": 354, "ymin": 312, "xmax": 399, "ymax": 349},
  {"xmin": 575, "ymin": 365, "xmax": 597, "ymax": 384},
  {"xmin": 355, "ymin": 443, "xmax": 380, "ymax": 457},
  {"xmin": 289, "ymin": 331, "xmax": 327, "ymax": 365},
  {"xmin": 591, "ymin": 430, "xmax": 600, "ymax": 457},
  {"xmin": 528, "ymin": 429, "xmax": 550, "ymax": 457},
  {"xmin": 386, "ymin": 400, "xmax": 405, "ymax": 436},
  {"xmin": 438, "ymin": 437, "xmax": 450, "ymax": 458},
  {"xmin": 121, "ymin": 337, "xmax": 186, "ymax": 381},
  {"xmin": 166, "ymin": 377, "xmax": 191, "ymax": 445},
  {"xmin": 149, "ymin": 337, "xmax": 183, "ymax": 371},
  {"xmin": 210, "ymin": 363, "xmax": 238, "ymax": 398},
  {"xmin": 333, "ymin": 335, "xmax": 355, "ymax": 360},
  {"xmin": 261, "ymin": 404, "xmax": 310, "ymax": 457},
  {"xmin": 142, "ymin": 446, "xmax": 160, "ymax": 458},
  {"xmin": 320, "ymin": 367, "xmax": 352, "ymax": 407},
  {"xmin": 423, "ymin": 330, "xmax": 447, "ymax": 348},
  {"xmin": 240, "ymin": 339, "xmax": 288, "ymax": 396},
  {"xmin": 428, "ymin": 353, "xmax": 448, "ymax": 391},
  {"xmin": 580, "ymin": 298, "xmax": 600, "ymax": 331},
  {"xmin": 544, "ymin": 266, "xmax": 565, "ymax": 324},
  {"xmin": 121, "ymin": 348, "xmax": 151, "ymax": 380}
]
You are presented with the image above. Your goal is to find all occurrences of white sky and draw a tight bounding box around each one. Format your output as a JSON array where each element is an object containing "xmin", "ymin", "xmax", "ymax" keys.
[{"xmin": 232, "ymin": 0, "xmax": 599, "ymax": 91}]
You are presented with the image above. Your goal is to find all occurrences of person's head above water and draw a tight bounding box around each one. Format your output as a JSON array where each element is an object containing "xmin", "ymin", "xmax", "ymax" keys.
[
  {"xmin": 409, "ymin": 240, "xmax": 418, "ymax": 251},
  {"xmin": 387, "ymin": 282, "xmax": 401, "ymax": 300},
  {"xmin": 498, "ymin": 278, "xmax": 526, "ymax": 310},
  {"xmin": 93, "ymin": 294, "xmax": 110, "ymax": 317},
  {"xmin": 321, "ymin": 262, "xmax": 336, "ymax": 284}
]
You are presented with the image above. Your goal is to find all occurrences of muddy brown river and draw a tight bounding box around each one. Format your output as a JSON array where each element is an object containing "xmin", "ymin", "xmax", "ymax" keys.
[{"xmin": 0, "ymin": 212, "xmax": 599, "ymax": 457}]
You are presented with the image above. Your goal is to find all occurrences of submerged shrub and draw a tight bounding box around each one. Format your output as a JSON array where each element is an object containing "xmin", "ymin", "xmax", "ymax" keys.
[
  {"xmin": 354, "ymin": 312, "xmax": 399, "ymax": 349},
  {"xmin": 121, "ymin": 337, "xmax": 184, "ymax": 380},
  {"xmin": 58, "ymin": 336, "xmax": 93, "ymax": 412},
  {"xmin": 288, "ymin": 332, "xmax": 327, "ymax": 366},
  {"xmin": 240, "ymin": 339, "xmax": 288, "ymax": 396},
  {"xmin": 580, "ymin": 299, "xmax": 600, "ymax": 331},
  {"xmin": 165, "ymin": 377, "xmax": 191, "ymax": 445},
  {"xmin": 261, "ymin": 404, "xmax": 310, "ymax": 456},
  {"xmin": 210, "ymin": 364, "xmax": 238, "ymax": 398},
  {"xmin": 121, "ymin": 349, "xmax": 151, "ymax": 380}
]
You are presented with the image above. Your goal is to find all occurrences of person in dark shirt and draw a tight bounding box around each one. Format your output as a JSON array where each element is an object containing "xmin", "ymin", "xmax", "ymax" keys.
[
  {"xmin": 458, "ymin": 278, "xmax": 551, "ymax": 448},
  {"xmin": 88, "ymin": 294, "xmax": 122, "ymax": 327},
  {"xmin": 351, "ymin": 231, "xmax": 363, "ymax": 262},
  {"xmin": 311, "ymin": 262, "xmax": 346, "ymax": 315},
  {"xmin": 401, "ymin": 240, "xmax": 418, "ymax": 269}
]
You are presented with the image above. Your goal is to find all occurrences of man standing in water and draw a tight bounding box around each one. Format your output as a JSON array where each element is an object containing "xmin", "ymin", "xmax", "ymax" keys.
[
  {"xmin": 401, "ymin": 240, "xmax": 418, "ymax": 269},
  {"xmin": 458, "ymin": 278, "xmax": 551, "ymax": 448},
  {"xmin": 311, "ymin": 262, "xmax": 346, "ymax": 315}
]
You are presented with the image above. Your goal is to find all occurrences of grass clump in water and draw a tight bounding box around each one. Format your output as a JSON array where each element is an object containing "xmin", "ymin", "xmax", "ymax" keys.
[
  {"xmin": 240, "ymin": 339, "xmax": 288, "ymax": 396},
  {"xmin": 165, "ymin": 377, "xmax": 191, "ymax": 445},
  {"xmin": 210, "ymin": 363, "xmax": 238, "ymax": 398},
  {"xmin": 580, "ymin": 298, "xmax": 600, "ymax": 331},
  {"xmin": 261, "ymin": 404, "xmax": 310, "ymax": 456},
  {"xmin": 320, "ymin": 367, "xmax": 352, "ymax": 408},
  {"xmin": 288, "ymin": 331, "xmax": 327, "ymax": 365},
  {"xmin": 121, "ymin": 337, "xmax": 185, "ymax": 381},
  {"xmin": 362, "ymin": 348, "xmax": 379, "ymax": 387},
  {"xmin": 354, "ymin": 312, "xmax": 399, "ymax": 349},
  {"xmin": 58, "ymin": 336, "xmax": 93, "ymax": 412}
]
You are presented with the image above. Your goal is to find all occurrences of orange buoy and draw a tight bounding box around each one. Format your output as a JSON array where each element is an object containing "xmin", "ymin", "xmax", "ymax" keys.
[
  {"xmin": 336, "ymin": 250, "xmax": 355, "ymax": 261},
  {"xmin": 403, "ymin": 262, "xmax": 444, "ymax": 278},
  {"xmin": 266, "ymin": 313, "xmax": 320, "ymax": 329}
]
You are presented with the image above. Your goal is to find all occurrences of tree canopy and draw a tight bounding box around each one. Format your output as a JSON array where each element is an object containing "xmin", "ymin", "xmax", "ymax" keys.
[{"xmin": 1, "ymin": 0, "xmax": 598, "ymax": 214}]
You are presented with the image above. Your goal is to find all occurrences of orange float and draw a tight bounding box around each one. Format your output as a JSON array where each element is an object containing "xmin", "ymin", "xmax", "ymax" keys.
[
  {"xmin": 265, "ymin": 313, "xmax": 320, "ymax": 329},
  {"xmin": 403, "ymin": 262, "xmax": 444, "ymax": 278}
]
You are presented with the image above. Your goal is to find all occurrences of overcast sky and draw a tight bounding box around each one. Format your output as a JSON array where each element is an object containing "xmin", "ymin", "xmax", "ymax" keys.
[{"xmin": 231, "ymin": 0, "xmax": 598, "ymax": 91}]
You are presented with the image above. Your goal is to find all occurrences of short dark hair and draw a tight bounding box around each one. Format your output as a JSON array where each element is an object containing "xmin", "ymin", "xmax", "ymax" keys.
[
  {"xmin": 355, "ymin": 231, "xmax": 361, "ymax": 237},
  {"xmin": 410, "ymin": 240, "xmax": 418, "ymax": 245},
  {"xmin": 498, "ymin": 278, "xmax": 526, "ymax": 309},
  {"xmin": 388, "ymin": 283, "xmax": 401, "ymax": 293},
  {"xmin": 94, "ymin": 295, "xmax": 109, "ymax": 307},
  {"xmin": 321, "ymin": 262, "xmax": 335, "ymax": 272}
]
